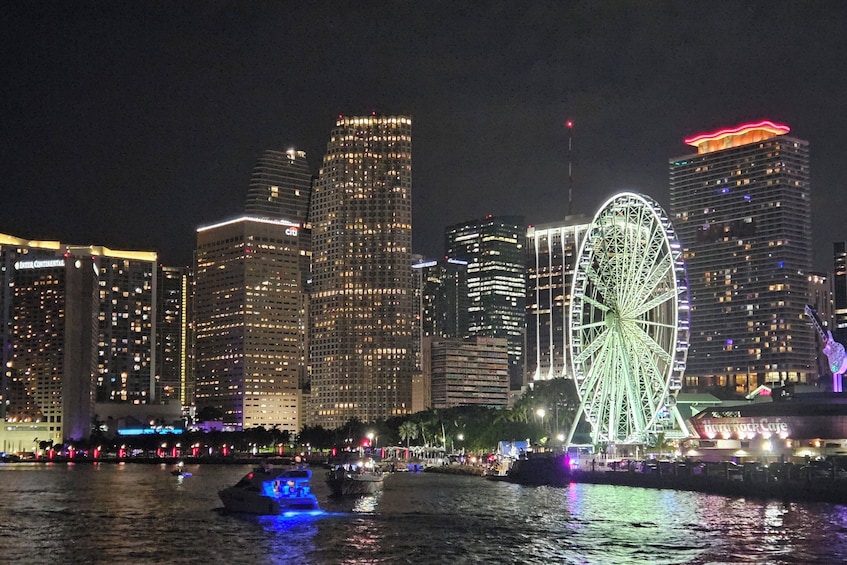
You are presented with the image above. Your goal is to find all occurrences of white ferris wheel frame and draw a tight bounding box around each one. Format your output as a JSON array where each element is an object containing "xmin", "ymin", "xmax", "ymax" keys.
[{"xmin": 566, "ymin": 192, "xmax": 690, "ymax": 447}]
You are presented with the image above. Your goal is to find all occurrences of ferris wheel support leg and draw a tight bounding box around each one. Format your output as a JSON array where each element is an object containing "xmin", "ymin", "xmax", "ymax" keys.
[
  {"xmin": 671, "ymin": 405, "xmax": 690, "ymax": 439},
  {"xmin": 566, "ymin": 397, "xmax": 589, "ymax": 447}
]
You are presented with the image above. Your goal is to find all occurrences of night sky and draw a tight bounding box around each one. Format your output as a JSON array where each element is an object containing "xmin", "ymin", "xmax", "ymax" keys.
[{"xmin": 3, "ymin": 2, "xmax": 846, "ymax": 271}]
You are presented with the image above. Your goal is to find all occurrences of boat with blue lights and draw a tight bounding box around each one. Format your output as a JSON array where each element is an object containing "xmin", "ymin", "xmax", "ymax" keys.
[{"xmin": 219, "ymin": 466, "xmax": 319, "ymax": 514}]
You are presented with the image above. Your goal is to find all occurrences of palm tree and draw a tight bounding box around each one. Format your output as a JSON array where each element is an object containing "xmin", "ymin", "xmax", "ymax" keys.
[{"xmin": 399, "ymin": 421, "xmax": 418, "ymax": 448}]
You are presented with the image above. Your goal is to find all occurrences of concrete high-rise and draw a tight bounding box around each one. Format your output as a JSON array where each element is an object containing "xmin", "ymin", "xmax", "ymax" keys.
[
  {"xmin": 309, "ymin": 115, "xmax": 415, "ymax": 429},
  {"xmin": 669, "ymin": 120, "xmax": 815, "ymax": 393},
  {"xmin": 427, "ymin": 337, "xmax": 509, "ymax": 409},
  {"xmin": 194, "ymin": 216, "xmax": 304, "ymax": 432},
  {"xmin": 445, "ymin": 216, "xmax": 526, "ymax": 390},
  {"xmin": 244, "ymin": 148, "xmax": 313, "ymax": 222},
  {"xmin": 525, "ymin": 216, "xmax": 590, "ymax": 382}
]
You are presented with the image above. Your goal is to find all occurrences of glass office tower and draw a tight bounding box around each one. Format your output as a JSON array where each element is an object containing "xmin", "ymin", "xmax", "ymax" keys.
[{"xmin": 445, "ymin": 215, "xmax": 526, "ymax": 390}]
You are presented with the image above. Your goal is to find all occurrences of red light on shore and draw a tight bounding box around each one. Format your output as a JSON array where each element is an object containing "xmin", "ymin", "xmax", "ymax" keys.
[{"xmin": 566, "ymin": 120, "xmax": 573, "ymax": 128}]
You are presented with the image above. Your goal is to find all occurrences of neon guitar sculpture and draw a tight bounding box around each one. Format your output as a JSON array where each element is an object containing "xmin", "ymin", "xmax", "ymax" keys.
[{"xmin": 805, "ymin": 305, "xmax": 847, "ymax": 393}]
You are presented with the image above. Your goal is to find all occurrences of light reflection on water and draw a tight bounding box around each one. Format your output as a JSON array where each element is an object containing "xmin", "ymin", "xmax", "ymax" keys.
[{"xmin": 2, "ymin": 463, "xmax": 847, "ymax": 564}]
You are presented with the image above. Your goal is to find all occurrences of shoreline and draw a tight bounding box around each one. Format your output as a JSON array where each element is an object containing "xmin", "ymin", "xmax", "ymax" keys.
[{"xmin": 425, "ymin": 462, "xmax": 847, "ymax": 506}]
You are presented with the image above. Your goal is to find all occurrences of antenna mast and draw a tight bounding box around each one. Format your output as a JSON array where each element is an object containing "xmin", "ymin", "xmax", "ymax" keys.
[{"xmin": 566, "ymin": 120, "xmax": 574, "ymax": 216}]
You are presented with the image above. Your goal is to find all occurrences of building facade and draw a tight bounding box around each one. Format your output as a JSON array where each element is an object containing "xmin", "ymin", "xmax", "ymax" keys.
[
  {"xmin": 426, "ymin": 337, "xmax": 509, "ymax": 409},
  {"xmin": 309, "ymin": 115, "xmax": 415, "ymax": 428},
  {"xmin": 525, "ymin": 216, "xmax": 590, "ymax": 382},
  {"xmin": 194, "ymin": 217, "xmax": 304, "ymax": 432},
  {"xmin": 669, "ymin": 120, "xmax": 815, "ymax": 393},
  {"xmin": 445, "ymin": 216, "xmax": 526, "ymax": 390}
]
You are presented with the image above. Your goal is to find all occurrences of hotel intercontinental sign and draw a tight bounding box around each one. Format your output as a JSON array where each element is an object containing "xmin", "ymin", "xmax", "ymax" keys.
[{"xmin": 14, "ymin": 258, "xmax": 65, "ymax": 270}]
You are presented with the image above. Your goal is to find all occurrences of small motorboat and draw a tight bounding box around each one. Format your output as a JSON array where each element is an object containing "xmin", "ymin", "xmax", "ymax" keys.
[
  {"xmin": 171, "ymin": 462, "xmax": 192, "ymax": 477},
  {"xmin": 219, "ymin": 466, "xmax": 319, "ymax": 514},
  {"xmin": 326, "ymin": 460, "xmax": 384, "ymax": 496}
]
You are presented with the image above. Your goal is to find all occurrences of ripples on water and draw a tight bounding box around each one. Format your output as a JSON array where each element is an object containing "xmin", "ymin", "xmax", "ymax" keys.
[{"xmin": 2, "ymin": 463, "xmax": 847, "ymax": 564}]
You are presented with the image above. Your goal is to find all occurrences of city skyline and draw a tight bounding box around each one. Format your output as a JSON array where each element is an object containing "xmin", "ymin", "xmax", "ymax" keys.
[{"xmin": 3, "ymin": 4, "xmax": 847, "ymax": 273}]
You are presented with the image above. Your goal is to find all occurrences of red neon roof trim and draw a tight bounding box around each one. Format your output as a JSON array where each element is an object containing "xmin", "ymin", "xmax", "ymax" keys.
[{"xmin": 684, "ymin": 120, "xmax": 790, "ymax": 145}]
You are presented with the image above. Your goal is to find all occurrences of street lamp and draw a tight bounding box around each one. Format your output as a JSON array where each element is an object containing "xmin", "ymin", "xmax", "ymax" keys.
[{"xmin": 536, "ymin": 408, "xmax": 546, "ymax": 429}]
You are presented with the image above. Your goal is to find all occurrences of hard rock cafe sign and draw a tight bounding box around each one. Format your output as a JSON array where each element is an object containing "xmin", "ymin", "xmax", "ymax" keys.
[{"xmin": 693, "ymin": 417, "xmax": 791, "ymax": 439}]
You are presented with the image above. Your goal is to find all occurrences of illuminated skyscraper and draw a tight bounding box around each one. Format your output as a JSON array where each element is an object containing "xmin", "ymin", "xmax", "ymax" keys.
[
  {"xmin": 525, "ymin": 216, "xmax": 590, "ymax": 382},
  {"xmin": 90, "ymin": 248, "xmax": 158, "ymax": 404},
  {"xmin": 194, "ymin": 217, "xmax": 304, "ymax": 432},
  {"xmin": 156, "ymin": 265, "xmax": 190, "ymax": 405},
  {"xmin": 669, "ymin": 120, "xmax": 815, "ymax": 392},
  {"xmin": 1, "ymin": 234, "xmax": 108, "ymax": 448},
  {"xmin": 445, "ymin": 216, "xmax": 526, "ymax": 389},
  {"xmin": 244, "ymin": 148, "xmax": 313, "ymax": 222},
  {"xmin": 309, "ymin": 115, "xmax": 414, "ymax": 428}
]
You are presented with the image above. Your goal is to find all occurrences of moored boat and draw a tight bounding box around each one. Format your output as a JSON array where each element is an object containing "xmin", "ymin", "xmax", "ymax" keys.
[{"xmin": 219, "ymin": 466, "xmax": 319, "ymax": 514}]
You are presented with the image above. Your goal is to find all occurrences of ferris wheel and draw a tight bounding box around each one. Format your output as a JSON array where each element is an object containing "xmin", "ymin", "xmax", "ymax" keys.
[{"xmin": 566, "ymin": 192, "xmax": 690, "ymax": 447}]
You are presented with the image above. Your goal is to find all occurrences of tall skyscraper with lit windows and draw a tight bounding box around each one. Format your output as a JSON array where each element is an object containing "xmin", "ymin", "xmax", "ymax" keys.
[
  {"xmin": 1, "ymin": 233, "xmax": 150, "ymax": 448},
  {"xmin": 156, "ymin": 265, "xmax": 190, "ymax": 405},
  {"xmin": 445, "ymin": 215, "xmax": 526, "ymax": 389},
  {"xmin": 194, "ymin": 216, "xmax": 304, "ymax": 432},
  {"xmin": 525, "ymin": 215, "xmax": 590, "ymax": 382},
  {"xmin": 193, "ymin": 144, "xmax": 313, "ymax": 431},
  {"xmin": 309, "ymin": 114, "xmax": 415, "ymax": 429},
  {"xmin": 669, "ymin": 120, "xmax": 815, "ymax": 393},
  {"xmin": 90, "ymin": 248, "xmax": 158, "ymax": 404}
]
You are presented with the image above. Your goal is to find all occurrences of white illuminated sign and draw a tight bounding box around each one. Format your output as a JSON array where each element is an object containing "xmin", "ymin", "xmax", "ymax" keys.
[
  {"xmin": 700, "ymin": 417, "xmax": 790, "ymax": 438},
  {"xmin": 14, "ymin": 258, "xmax": 65, "ymax": 270},
  {"xmin": 285, "ymin": 227, "xmax": 299, "ymax": 236}
]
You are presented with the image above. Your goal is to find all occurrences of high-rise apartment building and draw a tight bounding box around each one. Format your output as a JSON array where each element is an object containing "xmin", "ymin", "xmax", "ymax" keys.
[
  {"xmin": 445, "ymin": 216, "xmax": 526, "ymax": 390},
  {"xmin": 669, "ymin": 120, "xmax": 815, "ymax": 392},
  {"xmin": 244, "ymin": 148, "xmax": 313, "ymax": 222},
  {"xmin": 194, "ymin": 217, "xmax": 304, "ymax": 432},
  {"xmin": 525, "ymin": 216, "xmax": 590, "ymax": 382},
  {"xmin": 309, "ymin": 115, "xmax": 415, "ymax": 429},
  {"xmin": 1, "ymin": 234, "xmax": 102, "ymax": 448},
  {"xmin": 91, "ymin": 248, "xmax": 158, "ymax": 404}
]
